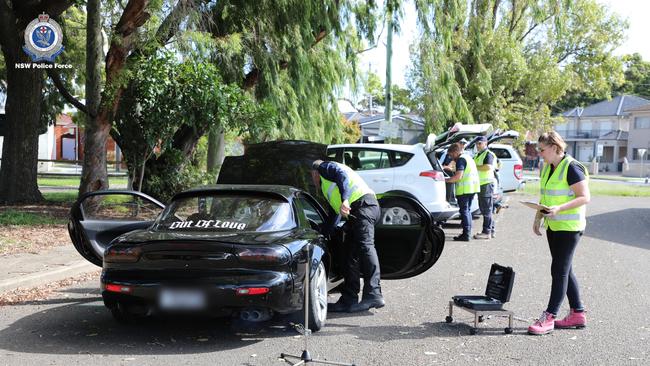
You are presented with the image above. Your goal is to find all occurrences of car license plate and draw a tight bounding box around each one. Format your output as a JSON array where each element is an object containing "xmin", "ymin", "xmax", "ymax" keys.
[{"xmin": 159, "ymin": 288, "xmax": 206, "ymax": 310}]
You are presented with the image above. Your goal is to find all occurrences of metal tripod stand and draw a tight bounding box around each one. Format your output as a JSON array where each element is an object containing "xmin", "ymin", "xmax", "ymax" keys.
[{"xmin": 279, "ymin": 245, "xmax": 355, "ymax": 366}]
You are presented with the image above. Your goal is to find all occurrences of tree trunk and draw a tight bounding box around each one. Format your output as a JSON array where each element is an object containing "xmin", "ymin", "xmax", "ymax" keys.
[
  {"xmin": 78, "ymin": 0, "xmax": 105, "ymax": 196},
  {"xmin": 79, "ymin": 0, "xmax": 150, "ymax": 196},
  {"xmin": 206, "ymin": 127, "xmax": 225, "ymax": 178},
  {"xmin": 0, "ymin": 3, "xmax": 44, "ymax": 203},
  {"xmin": 0, "ymin": 57, "xmax": 44, "ymax": 203}
]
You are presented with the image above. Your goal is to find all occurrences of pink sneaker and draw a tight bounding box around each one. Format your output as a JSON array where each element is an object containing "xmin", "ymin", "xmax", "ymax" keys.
[
  {"xmin": 528, "ymin": 311, "xmax": 555, "ymax": 335},
  {"xmin": 555, "ymin": 309, "xmax": 586, "ymax": 329}
]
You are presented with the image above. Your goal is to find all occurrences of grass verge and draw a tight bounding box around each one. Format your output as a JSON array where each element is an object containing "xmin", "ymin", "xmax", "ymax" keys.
[
  {"xmin": 38, "ymin": 176, "xmax": 128, "ymax": 187},
  {"xmin": 522, "ymin": 180, "xmax": 650, "ymax": 197},
  {"xmin": 0, "ymin": 210, "xmax": 67, "ymax": 225}
]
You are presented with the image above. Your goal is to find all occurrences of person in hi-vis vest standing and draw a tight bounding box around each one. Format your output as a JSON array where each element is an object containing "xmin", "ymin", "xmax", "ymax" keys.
[
  {"xmin": 528, "ymin": 131, "xmax": 590, "ymax": 335},
  {"xmin": 311, "ymin": 160, "xmax": 384, "ymax": 313},
  {"xmin": 473, "ymin": 136, "xmax": 497, "ymax": 239},
  {"xmin": 445, "ymin": 142, "xmax": 480, "ymax": 241}
]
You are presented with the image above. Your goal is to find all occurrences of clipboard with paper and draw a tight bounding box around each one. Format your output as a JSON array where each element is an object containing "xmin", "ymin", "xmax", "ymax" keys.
[{"xmin": 520, "ymin": 200, "xmax": 550, "ymax": 212}]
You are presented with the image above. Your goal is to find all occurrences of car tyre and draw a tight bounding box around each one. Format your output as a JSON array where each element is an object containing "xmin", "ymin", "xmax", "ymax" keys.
[{"xmin": 295, "ymin": 261, "xmax": 328, "ymax": 332}]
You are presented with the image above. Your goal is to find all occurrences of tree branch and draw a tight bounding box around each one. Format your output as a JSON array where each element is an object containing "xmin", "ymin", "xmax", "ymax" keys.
[{"xmin": 46, "ymin": 68, "xmax": 93, "ymax": 117}]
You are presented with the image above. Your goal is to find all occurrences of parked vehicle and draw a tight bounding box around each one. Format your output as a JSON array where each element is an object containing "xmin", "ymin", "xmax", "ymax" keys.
[
  {"xmin": 487, "ymin": 143, "xmax": 524, "ymax": 192},
  {"xmin": 326, "ymin": 143, "xmax": 459, "ymax": 222},
  {"xmin": 69, "ymin": 142, "xmax": 446, "ymax": 331}
]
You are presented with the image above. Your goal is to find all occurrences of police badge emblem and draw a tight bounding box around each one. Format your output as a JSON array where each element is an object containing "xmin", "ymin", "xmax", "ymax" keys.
[{"xmin": 23, "ymin": 13, "xmax": 64, "ymax": 63}]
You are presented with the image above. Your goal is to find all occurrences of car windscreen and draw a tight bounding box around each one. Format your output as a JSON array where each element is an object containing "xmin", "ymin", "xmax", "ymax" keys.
[{"xmin": 155, "ymin": 194, "xmax": 295, "ymax": 232}]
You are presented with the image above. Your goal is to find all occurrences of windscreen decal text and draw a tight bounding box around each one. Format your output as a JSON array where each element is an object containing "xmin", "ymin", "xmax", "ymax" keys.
[{"xmin": 169, "ymin": 219, "xmax": 247, "ymax": 230}]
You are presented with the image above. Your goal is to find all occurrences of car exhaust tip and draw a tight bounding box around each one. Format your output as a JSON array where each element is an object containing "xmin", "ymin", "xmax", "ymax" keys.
[{"xmin": 239, "ymin": 308, "xmax": 272, "ymax": 322}]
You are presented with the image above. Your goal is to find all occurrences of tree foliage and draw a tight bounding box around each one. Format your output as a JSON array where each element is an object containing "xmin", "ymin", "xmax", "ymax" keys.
[
  {"xmin": 114, "ymin": 51, "xmax": 276, "ymax": 198},
  {"xmin": 407, "ymin": 0, "xmax": 627, "ymax": 135}
]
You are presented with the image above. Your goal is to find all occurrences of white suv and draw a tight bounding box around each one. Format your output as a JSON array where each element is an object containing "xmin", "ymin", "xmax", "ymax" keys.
[
  {"xmin": 489, "ymin": 143, "xmax": 524, "ymax": 192},
  {"xmin": 327, "ymin": 143, "xmax": 458, "ymax": 222}
]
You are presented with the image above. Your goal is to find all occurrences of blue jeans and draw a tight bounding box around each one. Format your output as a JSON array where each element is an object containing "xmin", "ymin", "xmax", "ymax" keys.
[{"xmin": 456, "ymin": 193, "xmax": 475, "ymax": 237}]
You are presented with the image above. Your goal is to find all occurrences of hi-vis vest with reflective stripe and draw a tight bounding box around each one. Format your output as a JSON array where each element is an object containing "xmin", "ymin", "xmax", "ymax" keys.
[
  {"xmin": 474, "ymin": 149, "xmax": 496, "ymax": 186},
  {"xmin": 320, "ymin": 163, "xmax": 375, "ymax": 214},
  {"xmin": 456, "ymin": 154, "xmax": 480, "ymax": 195},
  {"xmin": 539, "ymin": 155, "xmax": 588, "ymax": 231}
]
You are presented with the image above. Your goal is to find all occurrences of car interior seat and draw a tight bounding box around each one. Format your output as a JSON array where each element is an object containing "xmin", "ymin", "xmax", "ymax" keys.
[{"xmin": 351, "ymin": 156, "xmax": 362, "ymax": 170}]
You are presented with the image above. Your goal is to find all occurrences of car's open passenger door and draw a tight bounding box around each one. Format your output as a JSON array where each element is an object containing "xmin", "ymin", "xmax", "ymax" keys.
[
  {"xmin": 68, "ymin": 190, "xmax": 165, "ymax": 267},
  {"xmin": 375, "ymin": 193, "xmax": 445, "ymax": 279}
]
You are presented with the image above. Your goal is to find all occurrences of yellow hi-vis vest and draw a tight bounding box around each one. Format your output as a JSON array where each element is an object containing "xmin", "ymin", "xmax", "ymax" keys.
[
  {"xmin": 474, "ymin": 149, "xmax": 496, "ymax": 186},
  {"xmin": 320, "ymin": 163, "xmax": 375, "ymax": 214},
  {"xmin": 539, "ymin": 155, "xmax": 588, "ymax": 231},
  {"xmin": 455, "ymin": 153, "xmax": 480, "ymax": 195}
]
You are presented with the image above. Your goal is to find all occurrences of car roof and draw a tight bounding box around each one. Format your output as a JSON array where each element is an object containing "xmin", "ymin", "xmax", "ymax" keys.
[
  {"xmin": 488, "ymin": 143, "xmax": 516, "ymax": 149},
  {"xmin": 328, "ymin": 143, "xmax": 422, "ymax": 153},
  {"xmin": 174, "ymin": 184, "xmax": 301, "ymax": 201}
]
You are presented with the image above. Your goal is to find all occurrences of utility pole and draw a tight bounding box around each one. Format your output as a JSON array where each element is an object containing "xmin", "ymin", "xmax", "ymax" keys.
[
  {"xmin": 384, "ymin": 5, "xmax": 393, "ymax": 125},
  {"xmin": 368, "ymin": 62, "xmax": 373, "ymax": 114},
  {"xmin": 379, "ymin": 5, "xmax": 398, "ymax": 140}
]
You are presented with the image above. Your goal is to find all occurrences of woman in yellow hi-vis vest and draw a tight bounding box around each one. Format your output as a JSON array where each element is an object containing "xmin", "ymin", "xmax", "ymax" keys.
[
  {"xmin": 445, "ymin": 142, "xmax": 480, "ymax": 241},
  {"xmin": 311, "ymin": 160, "xmax": 384, "ymax": 313},
  {"xmin": 528, "ymin": 131, "xmax": 590, "ymax": 335}
]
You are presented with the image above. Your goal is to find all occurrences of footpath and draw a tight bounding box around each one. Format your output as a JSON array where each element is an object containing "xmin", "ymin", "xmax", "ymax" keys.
[{"xmin": 0, "ymin": 245, "xmax": 97, "ymax": 295}]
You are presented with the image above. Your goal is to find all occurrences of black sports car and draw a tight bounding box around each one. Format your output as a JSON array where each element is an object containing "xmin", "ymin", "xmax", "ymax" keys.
[{"xmin": 68, "ymin": 141, "xmax": 445, "ymax": 331}]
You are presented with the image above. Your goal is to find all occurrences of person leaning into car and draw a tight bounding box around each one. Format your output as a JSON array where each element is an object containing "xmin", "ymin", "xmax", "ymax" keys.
[
  {"xmin": 473, "ymin": 136, "xmax": 497, "ymax": 240},
  {"xmin": 444, "ymin": 142, "xmax": 480, "ymax": 241},
  {"xmin": 311, "ymin": 159, "xmax": 385, "ymax": 312}
]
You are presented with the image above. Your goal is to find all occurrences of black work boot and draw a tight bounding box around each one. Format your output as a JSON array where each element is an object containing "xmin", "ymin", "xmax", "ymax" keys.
[
  {"xmin": 348, "ymin": 296, "xmax": 385, "ymax": 312},
  {"xmin": 453, "ymin": 234, "xmax": 470, "ymax": 241},
  {"xmin": 328, "ymin": 298, "xmax": 356, "ymax": 313}
]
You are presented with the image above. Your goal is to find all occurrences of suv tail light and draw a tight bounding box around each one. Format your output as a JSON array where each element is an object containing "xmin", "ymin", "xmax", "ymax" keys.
[
  {"xmin": 514, "ymin": 164, "xmax": 523, "ymax": 180},
  {"xmin": 419, "ymin": 170, "xmax": 445, "ymax": 181}
]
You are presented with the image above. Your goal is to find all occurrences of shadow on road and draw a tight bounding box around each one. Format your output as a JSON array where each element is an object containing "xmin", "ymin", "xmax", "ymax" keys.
[
  {"xmin": 326, "ymin": 320, "xmax": 528, "ymax": 340},
  {"xmin": 0, "ymin": 295, "xmax": 298, "ymax": 355},
  {"xmin": 585, "ymin": 208, "xmax": 650, "ymax": 250}
]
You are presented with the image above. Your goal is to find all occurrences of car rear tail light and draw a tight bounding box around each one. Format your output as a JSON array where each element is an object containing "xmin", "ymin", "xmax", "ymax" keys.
[
  {"xmin": 419, "ymin": 170, "xmax": 445, "ymax": 181},
  {"xmin": 104, "ymin": 246, "xmax": 142, "ymax": 263},
  {"xmin": 237, "ymin": 247, "xmax": 290, "ymax": 265},
  {"xmin": 514, "ymin": 164, "xmax": 523, "ymax": 180},
  {"xmin": 236, "ymin": 287, "xmax": 270, "ymax": 296},
  {"xmin": 105, "ymin": 283, "xmax": 133, "ymax": 293}
]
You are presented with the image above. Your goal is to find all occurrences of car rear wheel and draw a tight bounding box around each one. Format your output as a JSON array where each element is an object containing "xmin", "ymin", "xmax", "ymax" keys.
[{"xmin": 295, "ymin": 261, "xmax": 328, "ymax": 332}]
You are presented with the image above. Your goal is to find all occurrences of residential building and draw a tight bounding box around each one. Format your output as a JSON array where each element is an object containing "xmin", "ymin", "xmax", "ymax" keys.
[
  {"xmin": 344, "ymin": 112, "xmax": 426, "ymax": 144},
  {"xmin": 625, "ymin": 103, "xmax": 650, "ymax": 177},
  {"xmin": 556, "ymin": 95, "xmax": 650, "ymax": 172}
]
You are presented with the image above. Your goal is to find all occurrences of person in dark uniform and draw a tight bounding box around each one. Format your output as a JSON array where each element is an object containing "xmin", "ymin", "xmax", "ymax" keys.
[
  {"xmin": 473, "ymin": 136, "xmax": 497, "ymax": 239},
  {"xmin": 311, "ymin": 160, "xmax": 385, "ymax": 312},
  {"xmin": 445, "ymin": 142, "xmax": 480, "ymax": 241},
  {"xmin": 442, "ymin": 138, "xmax": 468, "ymax": 204}
]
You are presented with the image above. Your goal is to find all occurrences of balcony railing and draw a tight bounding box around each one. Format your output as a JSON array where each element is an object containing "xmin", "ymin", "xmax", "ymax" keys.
[{"xmin": 557, "ymin": 129, "xmax": 606, "ymax": 139}]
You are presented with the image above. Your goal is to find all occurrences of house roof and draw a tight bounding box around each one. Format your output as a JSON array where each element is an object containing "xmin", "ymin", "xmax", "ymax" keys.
[
  {"xmin": 626, "ymin": 102, "xmax": 650, "ymax": 113},
  {"xmin": 561, "ymin": 95, "xmax": 650, "ymax": 118},
  {"xmin": 598, "ymin": 130, "xmax": 628, "ymax": 141},
  {"xmin": 357, "ymin": 113, "xmax": 425, "ymax": 127}
]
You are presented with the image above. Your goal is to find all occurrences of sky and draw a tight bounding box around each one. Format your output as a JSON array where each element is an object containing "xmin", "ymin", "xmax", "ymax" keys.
[{"xmin": 356, "ymin": 0, "xmax": 650, "ymax": 93}]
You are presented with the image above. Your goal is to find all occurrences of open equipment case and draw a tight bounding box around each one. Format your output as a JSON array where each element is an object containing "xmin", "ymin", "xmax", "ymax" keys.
[{"xmin": 446, "ymin": 263, "xmax": 515, "ymax": 335}]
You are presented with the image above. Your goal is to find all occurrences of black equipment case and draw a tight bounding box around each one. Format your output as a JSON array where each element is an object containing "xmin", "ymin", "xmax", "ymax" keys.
[{"xmin": 452, "ymin": 263, "xmax": 515, "ymax": 310}]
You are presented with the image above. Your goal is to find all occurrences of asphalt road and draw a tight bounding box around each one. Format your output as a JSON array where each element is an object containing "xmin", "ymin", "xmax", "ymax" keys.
[{"xmin": 0, "ymin": 194, "xmax": 648, "ymax": 366}]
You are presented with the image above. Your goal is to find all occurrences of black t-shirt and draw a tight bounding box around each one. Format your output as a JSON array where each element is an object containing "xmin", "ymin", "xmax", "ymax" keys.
[
  {"xmin": 545, "ymin": 156, "xmax": 586, "ymax": 186},
  {"xmin": 456, "ymin": 156, "xmax": 467, "ymax": 171}
]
